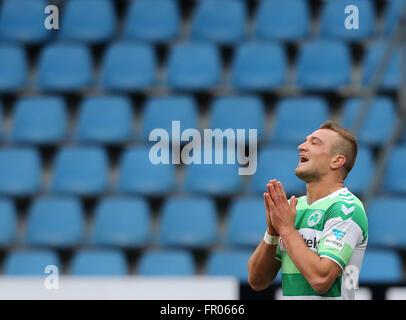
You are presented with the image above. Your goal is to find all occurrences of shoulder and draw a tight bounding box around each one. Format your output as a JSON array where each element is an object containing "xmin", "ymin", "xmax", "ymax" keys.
[{"xmin": 324, "ymin": 190, "xmax": 368, "ymax": 241}]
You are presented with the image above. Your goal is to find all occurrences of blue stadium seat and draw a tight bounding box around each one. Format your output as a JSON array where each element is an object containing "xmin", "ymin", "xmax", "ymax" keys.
[
  {"xmin": 0, "ymin": 100, "xmax": 3, "ymax": 137},
  {"xmin": 51, "ymin": 147, "xmax": 109, "ymax": 196},
  {"xmin": 383, "ymin": 0, "xmax": 406, "ymax": 36},
  {"xmin": 250, "ymin": 146, "xmax": 306, "ymax": 195},
  {"xmin": 183, "ymin": 147, "xmax": 243, "ymax": 196},
  {"xmin": 117, "ymin": 146, "xmax": 175, "ymax": 196},
  {"xmin": 123, "ymin": 0, "xmax": 180, "ymax": 43},
  {"xmin": 367, "ymin": 197, "xmax": 406, "ymax": 248},
  {"xmin": 0, "ymin": 0, "xmax": 51, "ymax": 43},
  {"xmin": 0, "ymin": 148, "xmax": 41, "ymax": 196},
  {"xmin": 3, "ymin": 250, "xmax": 60, "ymax": 276},
  {"xmin": 320, "ymin": 0, "xmax": 375, "ymax": 41},
  {"xmin": 296, "ymin": 40, "xmax": 351, "ymax": 90},
  {"xmin": 76, "ymin": 96, "xmax": 133, "ymax": 144},
  {"xmin": 345, "ymin": 146, "xmax": 374, "ymax": 196},
  {"xmin": 359, "ymin": 249, "xmax": 403, "ymax": 283},
  {"xmin": 0, "ymin": 198, "xmax": 17, "ymax": 247},
  {"xmin": 209, "ymin": 96, "xmax": 266, "ymax": 141},
  {"xmin": 0, "ymin": 45, "xmax": 27, "ymax": 92},
  {"xmin": 271, "ymin": 96, "xmax": 329, "ymax": 144},
  {"xmin": 70, "ymin": 249, "xmax": 127, "ymax": 276},
  {"xmin": 341, "ymin": 97, "xmax": 396, "ymax": 146},
  {"xmin": 206, "ymin": 249, "xmax": 251, "ymax": 282},
  {"xmin": 158, "ymin": 197, "xmax": 218, "ymax": 248},
  {"xmin": 137, "ymin": 249, "xmax": 195, "ymax": 276},
  {"xmin": 225, "ymin": 198, "xmax": 266, "ymax": 247},
  {"xmin": 11, "ymin": 96, "xmax": 68, "ymax": 144},
  {"xmin": 383, "ymin": 147, "xmax": 406, "ymax": 194},
  {"xmin": 362, "ymin": 42, "xmax": 399, "ymax": 90},
  {"xmin": 141, "ymin": 96, "xmax": 198, "ymax": 142},
  {"xmin": 60, "ymin": 0, "xmax": 116, "ymax": 43},
  {"xmin": 166, "ymin": 42, "xmax": 221, "ymax": 90},
  {"xmin": 254, "ymin": 0, "xmax": 309, "ymax": 41},
  {"xmin": 190, "ymin": 0, "xmax": 246, "ymax": 44},
  {"xmin": 90, "ymin": 197, "xmax": 151, "ymax": 248},
  {"xmin": 230, "ymin": 42, "xmax": 287, "ymax": 91},
  {"xmin": 36, "ymin": 43, "xmax": 92, "ymax": 91},
  {"xmin": 100, "ymin": 42, "xmax": 156, "ymax": 91},
  {"xmin": 25, "ymin": 197, "xmax": 84, "ymax": 248}
]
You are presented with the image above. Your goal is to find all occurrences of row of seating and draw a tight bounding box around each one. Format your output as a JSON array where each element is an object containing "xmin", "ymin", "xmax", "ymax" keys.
[
  {"xmin": 0, "ymin": 95, "xmax": 399, "ymax": 146},
  {"xmin": 0, "ymin": 144, "xmax": 404, "ymax": 196},
  {"xmin": 0, "ymin": 0, "xmax": 404, "ymax": 44},
  {"xmin": 1, "ymin": 247, "xmax": 403, "ymax": 283},
  {"xmin": 1, "ymin": 40, "xmax": 402, "ymax": 92},
  {"xmin": 0, "ymin": 195, "xmax": 405, "ymax": 249}
]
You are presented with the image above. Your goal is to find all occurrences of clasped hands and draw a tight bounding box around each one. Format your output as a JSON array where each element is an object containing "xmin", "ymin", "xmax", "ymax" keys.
[{"xmin": 263, "ymin": 179, "xmax": 298, "ymax": 237}]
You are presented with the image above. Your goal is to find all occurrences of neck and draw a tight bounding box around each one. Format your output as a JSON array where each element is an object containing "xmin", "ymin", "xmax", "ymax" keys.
[{"xmin": 306, "ymin": 177, "xmax": 344, "ymax": 205}]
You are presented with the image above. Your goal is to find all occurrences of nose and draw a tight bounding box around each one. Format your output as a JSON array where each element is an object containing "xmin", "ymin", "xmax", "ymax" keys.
[{"xmin": 298, "ymin": 141, "xmax": 307, "ymax": 152}]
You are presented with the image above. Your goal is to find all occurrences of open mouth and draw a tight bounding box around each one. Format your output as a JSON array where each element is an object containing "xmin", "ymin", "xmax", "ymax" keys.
[{"xmin": 299, "ymin": 154, "xmax": 309, "ymax": 163}]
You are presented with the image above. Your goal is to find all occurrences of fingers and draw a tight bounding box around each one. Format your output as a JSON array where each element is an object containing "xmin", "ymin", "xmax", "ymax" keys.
[
  {"xmin": 290, "ymin": 195, "xmax": 298, "ymax": 209},
  {"xmin": 275, "ymin": 181, "xmax": 288, "ymax": 202}
]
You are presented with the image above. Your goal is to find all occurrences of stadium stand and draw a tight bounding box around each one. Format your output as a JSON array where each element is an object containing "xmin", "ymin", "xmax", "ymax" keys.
[{"xmin": 0, "ymin": 0, "xmax": 405, "ymax": 293}]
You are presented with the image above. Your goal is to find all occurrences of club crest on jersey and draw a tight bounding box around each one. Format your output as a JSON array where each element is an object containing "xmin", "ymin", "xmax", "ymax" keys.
[{"xmin": 307, "ymin": 211, "xmax": 322, "ymax": 227}]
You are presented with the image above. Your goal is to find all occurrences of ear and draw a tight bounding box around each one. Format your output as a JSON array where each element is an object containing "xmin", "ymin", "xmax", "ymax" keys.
[{"xmin": 331, "ymin": 154, "xmax": 346, "ymax": 170}]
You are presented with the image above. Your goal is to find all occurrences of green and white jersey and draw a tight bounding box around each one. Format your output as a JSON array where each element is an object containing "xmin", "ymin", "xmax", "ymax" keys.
[{"xmin": 275, "ymin": 187, "xmax": 368, "ymax": 300}]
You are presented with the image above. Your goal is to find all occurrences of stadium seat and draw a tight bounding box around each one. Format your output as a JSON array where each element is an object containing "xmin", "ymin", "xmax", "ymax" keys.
[
  {"xmin": 271, "ymin": 96, "xmax": 329, "ymax": 144},
  {"xmin": 383, "ymin": 0, "xmax": 406, "ymax": 36},
  {"xmin": 3, "ymin": 250, "xmax": 60, "ymax": 276},
  {"xmin": 362, "ymin": 42, "xmax": 399, "ymax": 90},
  {"xmin": 25, "ymin": 197, "xmax": 84, "ymax": 248},
  {"xmin": 11, "ymin": 96, "xmax": 68, "ymax": 144},
  {"xmin": 90, "ymin": 197, "xmax": 151, "ymax": 248},
  {"xmin": 190, "ymin": 0, "xmax": 246, "ymax": 44},
  {"xmin": 183, "ymin": 147, "xmax": 243, "ymax": 196},
  {"xmin": 341, "ymin": 97, "xmax": 396, "ymax": 146},
  {"xmin": 117, "ymin": 146, "xmax": 175, "ymax": 196},
  {"xmin": 137, "ymin": 249, "xmax": 195, "ymax": 276},
  {"xmin": 383, "ymin": 146, "xmax": 406, "ymax": 194},
  {"xmin": 100, "ymin": 42, "xmax": 156, "ymax": 91},
  {"xmin": 60, "ymin": 0, "xmax": 116, "ymax": 43},
  {"xmin": 367, "ymin": 197, "xmax": 406, "ymax": 248},
  {"xmin": 50, "ymin": 147, "xmax": 109, "ymax": 196},
  {"xmin": 224, "ymin": 198, "xmax": 266, "ymax": 247},
  {"xmin": 0, "ymin": 0, "xmax": 51, "ymax": 43},
  {"xmin": 320, "ymin": 0, "xmax": 375, "ymax": 41},
  {"xmin": 230, "ymin": 42, "xmax": 287, "ymax": 91},
  {"xmin": 209, "ymin": 96, "xmax": 266, "ymax": 141},
  {"xmin": 254, "ymin": 0, "xmax": 309, "ymax": 41},
  {"xmin": 0, "ymin": 100, "xmax": 3, "ymax": 137},
  {"xmin": 359, "ymin": 249, "xmax": 403, "ymax": 283},
  {"xmin": 158, "ymin": 197, "xmax": 218, "ymax": 248},
  {"xmin": 76, "ymin": 96, "xmax": 134, "ymax": 144},
  {"xmin": 0, "ymin": 198, "xmax": 17, "ymax": 247},
  {"xmin": 166, "ymin": 42, "xmax": 221, "ymax": 90},
  {"xmin": 296, "ymin": 40, "xmax": 351, "ymax": 90},
  {"xmin": 123, "ymin": 0, "xmax": 180, "ymax": 43},
  {"xmin": 70, "ymin": 249, "xmax": 127, "ymax": 276},
  {"xmin": 0, "ymin": 148, "xmax": 41, "ymax": 196},
  {"xmin": 0, "ymin": 45, "xmax": 27, "ymax": 92},
  {"xmin": 250, "ymin": 146, "xmax": 306, "ymax": 195},
  {"xmin": 345, "ymin": 146, "xmax": 374, "ymax": 196},
  {"xmin": 36, "ymin": 43, "xmax": 92, "ymax": 91},
  {"xmin": 206, "ymin": 249, "xmax": 252, "ymax": 282},
  {"xmin": 140, "ymin": 96, "xmax": 198, "ymax": 142}
]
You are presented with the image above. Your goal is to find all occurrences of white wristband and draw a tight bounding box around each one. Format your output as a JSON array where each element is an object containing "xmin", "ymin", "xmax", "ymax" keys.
[{"xmin": 264, "ymin": 231, "xmax": 280, "ymax": 246}]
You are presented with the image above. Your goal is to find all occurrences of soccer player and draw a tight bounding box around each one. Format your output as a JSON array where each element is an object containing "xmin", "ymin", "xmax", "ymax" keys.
[{"xmin": 248, "ymin": 120, "xmax": 368, "ymax": 300}]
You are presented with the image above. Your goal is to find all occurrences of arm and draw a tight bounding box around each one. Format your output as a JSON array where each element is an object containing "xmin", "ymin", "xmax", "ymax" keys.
[
  {"xmin": 247, "ymin": 180, "xmax": 281, "ymax": 291},
  {"xmin": 267, "ymin": 181, "xmax": 341, "ymax": 294}
]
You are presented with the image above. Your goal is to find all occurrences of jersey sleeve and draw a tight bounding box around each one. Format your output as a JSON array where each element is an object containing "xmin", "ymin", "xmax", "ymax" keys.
[{"xmin": 318, "ymin": 201, "xmax": 367, "ymax": 270}]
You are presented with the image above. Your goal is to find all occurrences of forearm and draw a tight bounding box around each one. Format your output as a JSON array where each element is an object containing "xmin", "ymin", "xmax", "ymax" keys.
[
  {"xmin": 248, "ymin": 240, "xmax": 281, "ymax": 291},
  {"xmin": 280, "ymin": 228, "xmax": 336, "ymax": 291}
]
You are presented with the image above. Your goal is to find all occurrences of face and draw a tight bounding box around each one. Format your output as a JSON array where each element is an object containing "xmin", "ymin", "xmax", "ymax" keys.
[{"xmin": 295, "ymin": 129, "xmax": 341, "ymax": 183}]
